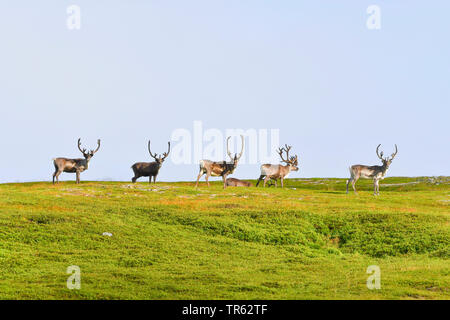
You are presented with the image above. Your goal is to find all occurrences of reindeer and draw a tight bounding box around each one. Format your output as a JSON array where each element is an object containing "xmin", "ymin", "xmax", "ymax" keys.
[
  {"xmin": 52, "ymin": 138, "xmax": 101, "ymax": 184},
  {"xmin": 256, "ymin": 145, "xmax": 299, "ymax": 188},
  {"xmin": 346, "ymin": 144, "xmax": 398, "ymax": 195},
  {"xmin": 195, "ymin": 135, "xmax": 244, "ymax": 189},
  {"xmin": 225, "ymin": 178, "xmax": 252, "ymax": 187},
  {"xmin": 131, "ymin": 141, "xmax": 170, "ymax": 183}
]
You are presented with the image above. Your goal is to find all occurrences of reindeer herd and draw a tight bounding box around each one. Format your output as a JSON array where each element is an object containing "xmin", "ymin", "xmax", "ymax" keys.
[{"xmin": 52, "ymin": 137, "xmax": 398, "ymax": 195}]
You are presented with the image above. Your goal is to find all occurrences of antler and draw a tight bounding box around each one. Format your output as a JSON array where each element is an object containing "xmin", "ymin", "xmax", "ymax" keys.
[
  {"xmin": 77, "ymin": 138, "xmax": 87, "ymax": 155},
  {"xmin": 284, "ymin": 144, "xmax": 291, "ymax": 160},
  {"xmin": 148, "ymin": 140, "xmax": 158, "ymax": 160},
  {"xmin": 227, "ymin": 135, "xmax": 245, "ymax": 160},
  {"xmin": 226, "ymin": 137, "xmax": 232, "ymax": 160},
  {"xmin": 91, "ymin": 139, "xmax": 101, "ymax": 154},
  {"xmin": 290, "ymin": 155, "xmax": 298, "ymax": 165},
  {"xmin": 237, "ymin": 135, "xmax": 244, "ymax": 160},
  {"xmin": 278, "ymin": 145, "xmax": 291, "ymax": 164},
  {"xmin": 278, "ymin": 145, "xmax": 298, "ymax": 165},
  {"xmin": 390, "ymin": 144, "xmax": 398, "ymax": 160},
  {"xmin": 277, "ymin": 147, "xmax": 287, "ymax": 163},
  {"xmin": 162, "ymin": 141, "xmax": 171, "ymax": 160},
  {"xmin": 376, "ymin": 144, "xmax": 384, "ymax": 160}
]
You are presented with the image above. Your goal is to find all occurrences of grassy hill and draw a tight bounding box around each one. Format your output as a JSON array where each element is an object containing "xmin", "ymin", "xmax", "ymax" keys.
[{"xmin": 0, "ymin": 177, "xmax": 448, "ymax": 299}]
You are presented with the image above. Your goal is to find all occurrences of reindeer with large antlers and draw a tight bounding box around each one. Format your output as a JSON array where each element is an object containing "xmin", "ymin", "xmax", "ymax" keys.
[
  {"xmin": 131, "ymin": 141, "xmax": 171, "ymax": 183},
  {"xmin": 256, "ymin": 144, "xmax": 299, "ymax": 188},
  {"xmin": 52, "ymin": 138, "xmax": 101, "ymax": 184},
  {"xmin": 195, "ymin": 135, "xmax": 244, "ymax": 189},
  {"xmin": 346, "ymin": 144, "xmax": 398, "ymax": 195}
]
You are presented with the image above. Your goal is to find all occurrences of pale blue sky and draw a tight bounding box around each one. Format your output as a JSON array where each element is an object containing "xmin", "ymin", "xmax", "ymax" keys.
[{"xmin": 0, "ymin": 1, "xmax": 448, "ymax": 182}]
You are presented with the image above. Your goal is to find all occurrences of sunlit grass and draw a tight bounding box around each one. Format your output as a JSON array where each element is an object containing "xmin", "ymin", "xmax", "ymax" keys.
[{"xmin": 0, "ymin": 177, "xmax": 448, "ymax": 299}]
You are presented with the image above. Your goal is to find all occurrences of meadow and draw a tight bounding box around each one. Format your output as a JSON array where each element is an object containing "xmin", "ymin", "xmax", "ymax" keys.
[{"xmin": 0, "ymin": 176, "xmax": 448, "ymax": 299}]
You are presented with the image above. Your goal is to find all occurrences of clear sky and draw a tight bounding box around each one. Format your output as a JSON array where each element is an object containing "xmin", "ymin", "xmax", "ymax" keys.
[{"xmin": 0, "ymin": 1, "xmax": 449, "ymax": 182}]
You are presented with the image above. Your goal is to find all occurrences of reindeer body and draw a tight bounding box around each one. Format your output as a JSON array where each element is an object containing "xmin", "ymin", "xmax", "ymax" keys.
[
  {"xmin": 350, "ymin": 164, "xmax": 388, "ymax": 180},
  {"xmin": 346, "ymin": 144, "xmax": 397, "ymax": 195},
  {"xmin": 131, "ymin": 141, "xmax": 170, "ymax": 183},
  {"xmin": 199, "ymin": 160, "xmax": 237, "ymax": 176},
  {"xmin": 195, "ymin": 136, "xmax": 244, "ymax": 189},
  {"xmin": 256, "ymin": 145, "xmax": 299, "ymax": 188},
  {"xmin": 196, "ymin": 159, "xmax": 238, "ymax": 188},
  {"xmin": 54, "ymin": 158, "xmax": 89, "ymax": 173},
  {"xmin": 52, "ymin": 138, "xmax": 101, "ymax": 184},
  {"xmin": 131, "ymin": 162, "xmax": 162, "ymax": 183},
  {"xmin": 256, "ymin": 164, "xmax": 298, "ymax": 187},
  {"xmin": 225, "ymin": 178, "xmax": 252, "ymax": 187}
]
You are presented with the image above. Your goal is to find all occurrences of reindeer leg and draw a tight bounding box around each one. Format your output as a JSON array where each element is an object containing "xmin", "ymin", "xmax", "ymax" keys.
[
  {"xmin": 54, "ymin": 170, "xmax": 62, "ymax": 184},
  {"xmin": 256, "ymin": 175, "xmax": 264, "ymax": 187},
  {"xmin": 131, "ymin": 167, "xmax": 139, "ymax": 183},
  {"xmin": 347, "ymin": 168, "xmax": 355, "ymax": 194},
  {"xmin": 263, "ymin": 176, "xmax": 270, "ymax": 187},
  {"xmin": 76, "ymin": 171, "xmax": 80, "ymax": 184},
  {"xmin": 280, "ymin": 178, "xmax": 283, "ymax": 188},
  {"xmin": 195, "ymin": 170, "xmax": 204, "ymax": 188},
  {"xmin": 205, "ymin": 172, "xmax": 211, "ymax": 187},
  {"xmin": 375, "ymin": 179, "xmax": 380, "ymax": 195},
  {"xmin": 352, "ymin": 175, "xmax": 358, "ymax": 194},
  {"xmin": 222, "ymin": 175, "xmax": 227, "ymax": 189},
  {"xmin": 52, "ymin": 161, "xmax": 59, "ymax": 185},
  {"xmin": 56, "ymin": 171, "xmax": 62, "ymax": 184},
  {"xmin": 154, "ymin": 175, "xmax": 157, "ymax": 184}
]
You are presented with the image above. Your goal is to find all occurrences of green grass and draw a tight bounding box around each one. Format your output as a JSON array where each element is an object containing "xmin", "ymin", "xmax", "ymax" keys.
[{"xmin": 0, "ymin": 176, "xmax": 448, "ymax": 299}]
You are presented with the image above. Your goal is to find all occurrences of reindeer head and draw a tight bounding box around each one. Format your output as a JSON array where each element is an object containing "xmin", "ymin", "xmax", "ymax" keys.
[
  {"xmin": 376, "ymin": 144, "xmax": 398, "ymax": 168},
  {"xmin": 78, "ymin": 138, "xmax": 101, "ymax": 162},
  {"xmin": 148, "ymin": 141, "xmax": 171, "ymax": 165},
  {"xmin": 226, "ymin": 135, "xmax": 244, "ymax": 167},
  {"xmin": 278, "ymin": 144, "xmax": 299, "ymax": 171}
]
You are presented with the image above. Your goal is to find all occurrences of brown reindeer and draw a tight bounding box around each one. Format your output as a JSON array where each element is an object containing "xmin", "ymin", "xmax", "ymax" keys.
[
  {"xmin": 52, "ymin": 138, "xmax": 101, "ymax": 184},
  {"xmin": 256, "ymin": 145, "xmax": 299, "ymax": 188},
  {"xmin": 225, "ymin": 178, "xmax": 252, "ymax": 187},
  {"xmin": 346, "ymin": 144, "xmax": 398, "ymax": 195},
  {"xmin": 131, "ymin": 141, "xmax": 170, "ymax": 183},
  {"xmin": 195, "ymin": 135, "xmax": 244, "ymax": 189}
]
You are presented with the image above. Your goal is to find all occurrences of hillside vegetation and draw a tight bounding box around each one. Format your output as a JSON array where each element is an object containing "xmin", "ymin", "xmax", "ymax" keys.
[{"xmin": 0, "ymin": 177, "xmax": 448, "ymax": 299}]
